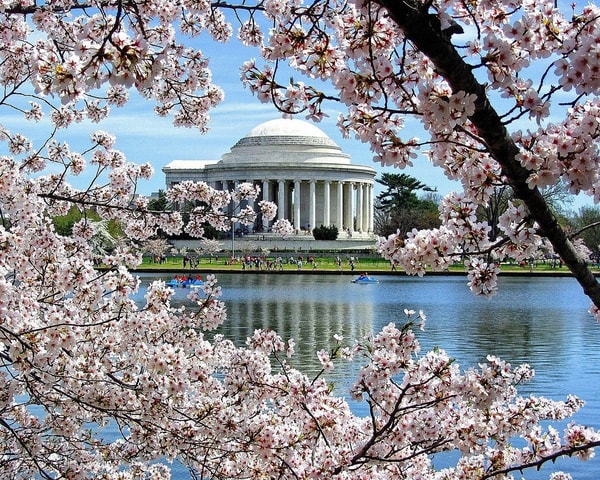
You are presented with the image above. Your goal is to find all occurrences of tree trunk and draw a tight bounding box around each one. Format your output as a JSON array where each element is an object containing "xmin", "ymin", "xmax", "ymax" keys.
[{"xmin": 376, "ymin": 0, "xmax": 600, "ymax": 308}]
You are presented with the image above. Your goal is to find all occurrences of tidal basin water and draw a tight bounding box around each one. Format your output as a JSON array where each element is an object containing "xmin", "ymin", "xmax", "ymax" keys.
[{"xmin": 137, "ymin": 273, "xmax": 600, "ymax": 479}]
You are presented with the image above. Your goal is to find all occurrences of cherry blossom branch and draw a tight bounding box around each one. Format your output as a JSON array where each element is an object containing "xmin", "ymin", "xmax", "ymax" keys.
[
  {"xmin": 0, "ymin": 418, "xmax": 55, "ymax": 480},
  {"xmin": 570, "ymin": 221, "xmax": 600, "ymax": 240},
  {"xmin": 2, "ymin": 3, "xmax": 600, "ymax": 478},
  {"xmin": 376, "ymin": 0, "xmax": 600, "ymax": 308},
  {"xmin": 482, "ymin": 440, "xmax": 600, "ymax": 479},
  {"xmin": 2, "ymin": 2, "xmax": 98, "ymax": 16}
]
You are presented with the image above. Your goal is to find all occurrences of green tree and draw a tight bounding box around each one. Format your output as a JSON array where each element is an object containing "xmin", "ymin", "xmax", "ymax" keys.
[
  {"xmin": 52, "ymin": 207, "xmax": 89, "ymax": 236},
  {"xmin": 375, "ymin": 174, "xmax": 440, "ymax": 237},
  {"xmin": 52, "ymin": 207, "xmax": 122, "ymax": 258},
  {"xmin": 478, "ymin": 183, "xmax": 573, "ymax": 243},
  {"xmin": 147, "ymin": 190, "xmax": 169, "ymax": 212},
  {"xmin": 376, "ymin": 173, "xmax": 436, "ymax": 212},
  {"xmin": 312, "ymin": 225, "xmax": 339, "ymax": 240},
  {"xmin": 568, "ymin": 206, "xmax": 600, "ymax": 259},
  {"xmin": 53, "ymin": 207, "xmax": 123, "ymax": 241}
]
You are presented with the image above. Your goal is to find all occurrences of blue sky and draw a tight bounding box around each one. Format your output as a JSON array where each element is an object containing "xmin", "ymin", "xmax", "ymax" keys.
[
  {"xmin": 0, "ymin": 35, "xmax": 459, "ymax": 202},
  {"xmin": 0, "ymin": 31, "xmax": 591, "ymax": 211}
]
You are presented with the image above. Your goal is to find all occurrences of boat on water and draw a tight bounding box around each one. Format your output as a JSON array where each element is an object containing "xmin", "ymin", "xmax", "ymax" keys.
[
  {"xmin": 166, "ymin": 276, "xmax": 204, "ymax": 288},
  {"xmin": 351, "ymin": 274, "xmax": 379, "ymax": 284}
]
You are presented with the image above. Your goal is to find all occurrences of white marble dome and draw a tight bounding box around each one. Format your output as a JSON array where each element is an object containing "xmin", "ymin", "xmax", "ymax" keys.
[
  {"xmin": 245, "ymin": 118, "xmax": 330, "ymax": 139},
  {"xmin": 221, "ymin": 117, "xmax": 349, "ymax": 165}
]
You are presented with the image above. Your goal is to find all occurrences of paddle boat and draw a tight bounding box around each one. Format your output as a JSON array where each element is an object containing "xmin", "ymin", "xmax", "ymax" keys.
[
  {"xmin": 351, "ymin": 273, "xmax": 379, "ymax": 284},
  {"xmin": 167, "ymin": 276, "xmax": 204, "ymax": 288}
]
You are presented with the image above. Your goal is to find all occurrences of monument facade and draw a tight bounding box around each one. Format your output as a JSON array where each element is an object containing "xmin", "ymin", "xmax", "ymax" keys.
[{"xmin": 162, "ymin": 118, "xmax": 376, "ymax": 236}]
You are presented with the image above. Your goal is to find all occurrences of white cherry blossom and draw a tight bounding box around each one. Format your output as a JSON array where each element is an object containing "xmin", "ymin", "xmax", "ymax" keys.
[{"xmin": 1, "ymin": 1, "xmax": 599, "ymax": 478}]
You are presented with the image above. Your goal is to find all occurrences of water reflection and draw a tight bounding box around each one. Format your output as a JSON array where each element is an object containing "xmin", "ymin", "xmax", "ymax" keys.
[{"xmin": 135, "ymin": 272, "xmax": 600, "ymax": 479}]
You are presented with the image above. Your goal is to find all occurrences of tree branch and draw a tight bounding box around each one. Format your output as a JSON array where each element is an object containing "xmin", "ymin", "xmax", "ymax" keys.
[
  {"xmin": 482, "ymin": 440, "xmax": 600, "ymax": 479},
  {"xmin": 570, "ymin": 220, "xmax": 600, "ymax": 240},
  {"xmin": 376, "ymin": 0, "xmax": 600, "ymax": 308}
]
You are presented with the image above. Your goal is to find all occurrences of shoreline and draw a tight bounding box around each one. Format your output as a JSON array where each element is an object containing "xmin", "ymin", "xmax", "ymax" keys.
[{"xmin": 126, "ymin": 267, "xmax": 587, "ymax": 278}]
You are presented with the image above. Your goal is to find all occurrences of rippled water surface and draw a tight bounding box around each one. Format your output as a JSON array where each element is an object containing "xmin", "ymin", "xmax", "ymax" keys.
[{"xmin": 137, "ymin": 273, "xmax": 600, "ymax": 479}]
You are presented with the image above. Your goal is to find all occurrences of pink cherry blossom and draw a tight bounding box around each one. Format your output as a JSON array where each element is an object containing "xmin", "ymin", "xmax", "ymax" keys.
[{"xmin": 1, "ymin": 1, "xmax": 599, "ymax": 478}]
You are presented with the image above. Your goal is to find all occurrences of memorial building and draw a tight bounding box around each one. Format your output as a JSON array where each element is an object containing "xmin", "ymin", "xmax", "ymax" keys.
[{"xmin": 162, "ymin": 118, "xmax": 376, "ymax": 237}]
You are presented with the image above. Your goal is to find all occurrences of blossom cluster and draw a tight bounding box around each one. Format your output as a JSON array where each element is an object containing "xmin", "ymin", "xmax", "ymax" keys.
[
  {"xmin": 237, "ymin": 0, "xmax": 600, "ymax": 311},
  {"xmin": 1, "ymin": 0, "xmax": 599, "ymax": 478},
  {"xmin": 514, "ymin": 101, "xmax": 600, "ymax": 200},
  {"xmin": 271, "ymin": 218, "xmax": 295, "ymax": 238},
  {"xmin": 1, "ymin": 136, "xmax": 598, "ymax": 480},
  {"xmin": 377, "ymin": 192, "xmax": 538, "ymax": 298}
]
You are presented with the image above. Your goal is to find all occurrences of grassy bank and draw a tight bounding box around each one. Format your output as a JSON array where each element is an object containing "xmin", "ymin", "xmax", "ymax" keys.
[{"xmin": 135, "ymin": 254, "xmax": 586, "ymax": 276}]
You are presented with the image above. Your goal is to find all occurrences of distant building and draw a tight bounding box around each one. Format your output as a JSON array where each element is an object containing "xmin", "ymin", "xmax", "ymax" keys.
[{"xmin": 163, "ymin": 118, "xmax": 376, "ymax": 236}]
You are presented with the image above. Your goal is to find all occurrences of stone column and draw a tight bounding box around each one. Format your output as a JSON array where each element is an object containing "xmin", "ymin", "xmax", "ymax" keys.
[
  {"xmin": 262, "ymin": 179, "xmax": 270, "ymax": 203},
  {"xmin": 344, "ymin": 182, "xmax": 354, "ymax": 233},
  {"xmin": 309, "ymin": 180, "xmax": 316, "ymax": 232},
  {"xmin": 262, "ymin": 179, "xmax": 271, "ymax": 230},
  {"xmin": 294, "ymin": 179, "xmax": 301, "ymax": 231},
  {"xmin": 323, "ymin": 180, "xmax": 331, "ymax": 227},
  {"xmin": 222, "ymin": 180, "xmax": 231, "ymax": 209},
  {"xmin": 368, "ymin": 183, "xmax": 374, "ymax": 233},
  {"xmin": 246, "ymin": 180, "xmax": 255, "ymax": 208},
  {"xmin": 336, "ymin": 181, "xmax": 344, "ymax": 231},
  {"xmin": 246, "ymin": 181, "xmax": 255, "ymax": 233},
  {"xmin": 278, "ymin": 180, "xmax": 286, "ymax": 220},
  {"xmin": 365, "ymin": 183, "xmax": 372, "ymax": 233},
  {"xmin": 356, "ymin": 183, "xmax": 364, "ymax": 233}
]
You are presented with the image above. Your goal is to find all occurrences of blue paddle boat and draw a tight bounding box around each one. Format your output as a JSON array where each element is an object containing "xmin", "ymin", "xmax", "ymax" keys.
[
  {"xmin": 167, "ymin": 277, "xmax": 204, "ymax": 288},
  {"xmin": 351, "ymin": 274, "xmax": 379, "ymax": 284}
]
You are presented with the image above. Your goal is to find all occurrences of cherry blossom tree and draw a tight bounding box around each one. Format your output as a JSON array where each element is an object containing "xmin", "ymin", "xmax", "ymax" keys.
[
  {"xmin": 197, "ymin": 238, "xmax": 223, "ymax": 262},
  {"xmin": 237, "ymin": 0, "xmax": 600, "ymax": 312},
  {"xmin": 144, "ymin": 237, "xmax": 171, "ymax": 262},
  {"xmin": 1, "ymin": 1, "xmax": 600, "ymax": 479}
]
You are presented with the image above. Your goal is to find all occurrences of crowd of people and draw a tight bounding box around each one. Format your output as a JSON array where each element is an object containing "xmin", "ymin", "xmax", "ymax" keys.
[{"xmin": 239, "ymin": 254, "xmax": 321, "ymax": 270}]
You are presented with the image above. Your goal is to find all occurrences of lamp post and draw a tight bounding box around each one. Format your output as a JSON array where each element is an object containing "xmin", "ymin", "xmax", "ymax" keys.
[{"xmin": 231, "ymin": 223, "xmax": 235, "ymax": 262}]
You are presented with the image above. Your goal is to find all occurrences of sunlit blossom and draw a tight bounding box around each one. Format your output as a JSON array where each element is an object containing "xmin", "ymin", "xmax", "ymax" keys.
[{"xmin": 0, "ymin": 1, "xmax": 599, "ymax": 478}]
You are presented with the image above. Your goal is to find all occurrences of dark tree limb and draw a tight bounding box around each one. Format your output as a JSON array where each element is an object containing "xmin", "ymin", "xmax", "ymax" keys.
[
  {"xmin": 481, "ymin": 440, "xmax": 600, "ymax": 479},
  {"xmin": 376, "ymin": 0, "xmax": 600, "ymax": 309}
]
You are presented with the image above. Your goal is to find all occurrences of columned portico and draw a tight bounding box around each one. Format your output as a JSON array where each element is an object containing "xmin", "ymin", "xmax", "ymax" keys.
[
  {"xmin": 163, "ymin": 118, "xmax": 377, "ymax": 237},
  {"xmin": 250, "ymin": 178, "xmax": 374, "ymax": 234}
]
